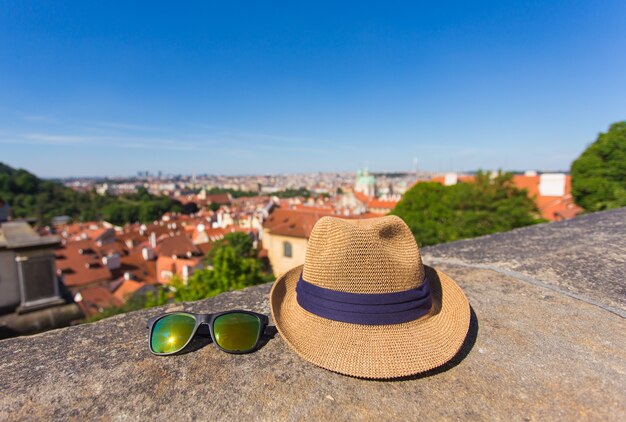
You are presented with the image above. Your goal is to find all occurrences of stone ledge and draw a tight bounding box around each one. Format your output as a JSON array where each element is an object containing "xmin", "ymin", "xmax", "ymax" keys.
[
  {"xmin": 422, "ymin": 207, "xmax": 626, "ymax": 314},
  {"xmin": 0, "ymin": 209, "xmax": 625, "ymax": 420}
]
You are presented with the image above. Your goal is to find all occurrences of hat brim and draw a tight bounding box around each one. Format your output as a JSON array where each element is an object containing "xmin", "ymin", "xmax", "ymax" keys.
[{"xmin": 270, "ymin": 264, "xmax": 471, "ymax": 379}]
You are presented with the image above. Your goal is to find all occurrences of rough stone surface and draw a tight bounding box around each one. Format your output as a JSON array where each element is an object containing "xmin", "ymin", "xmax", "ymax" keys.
[
  {"xmin": 0, "ymin": 210, "xmax": 625, "ymax": 421},
  {"xmin": 422, "ymin": 207, "xmax": 626, "ymax": 314}
]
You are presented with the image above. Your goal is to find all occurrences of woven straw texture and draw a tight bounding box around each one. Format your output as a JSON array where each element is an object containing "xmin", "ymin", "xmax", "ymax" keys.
[{"xmin": 270, "ymin": 216, "xmax": 470, "ymax": 379}]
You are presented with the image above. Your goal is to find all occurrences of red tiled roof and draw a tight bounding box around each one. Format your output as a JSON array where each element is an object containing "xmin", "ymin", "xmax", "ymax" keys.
[
  {"xmin": 536, "ymin": 194, "xmax": 582, "ymax": 221},
  {"xmin": 430, "ymin": 175, "xmax": 477, "ymax": 185},
  {"xmin": 191, "ymin": 226, "xmax": 235, "ymax": 243},
  {"xmin": 112, "ymin": 279, "xmax": 145, "ymax": 303},
  {"xmin": 204, "ymin": 193, "xmax": 231, "ymax": 205},
  {"xmin": 83, "ymin": 227, "xmax": 110, "ymax": 241},
  {"xmin": 367, "ymin": 199, "xmax": 398, "ymax": 210},
  {"xmin": 512, "ymin": 175, "xmax": 579, "ymax": 221},
  {"xmin": 116, "ymin": 248, "xmax": 158, "ymax": 284},
  {"xmin": 56, "ymin": 240, "xmax": 112, "ymax": 288},
  {"xmin": 231, "ymin": 196, "xmax": 271, "ymax": 206},
  {"xmin": 458, "ymin": 175, "xmax": 476, "ymax": 183},
  {"xmin": 350, "ymin": 192, "xmax": 398, "ymax": 213},
  {"xmin": 156, "ymin": 255, "xmax": 203, "ymax": 284},
  {"xmin": 75, "ymin": 286, "xmax": 122, "ymax": 317},
  {"xmin": 353, "ymin": 192, "xmax": 370, "ymax": 204},
  {"xmin": 263, "ymin": 208, "xmax": 334, "ymax": 238},
  {"xmin": 512, "ymin": 175, "xmax": 540, "ymax": 197},
  {"xmin": 98, "ymin": 239, "xmax": 129, "ymax": 257},
  {"xmin": 196, "ymin": 242, "xmax": 212, "ymax": 256},
  {"xmin": 118, "ymin": 232, "xmax": 145, "ymax": 248},
  {"xmin": 293, "ymin": 204, "xmax": 335, "ymax": 212},
  {"xmin": 155, "ymin": 235, "xmax": 200, "ymax": 258}
]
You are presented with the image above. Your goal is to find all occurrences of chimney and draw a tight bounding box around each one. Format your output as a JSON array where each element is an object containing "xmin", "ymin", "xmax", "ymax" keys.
[
  {"xmin": 150, "ymin": 232, "xmax": 157, "ymax": 248},
  {"xmin": 539, "ymin": 173, "xmax": 566, "ymax": 197},
  {"xmin": 182, "ymin": 265, "xmax": 192, "ymax": 281},
  {"xmin": 141, "ymin": 247, "xmax": 154, "ymax": 261},
  {"xmin": 444, "ymin": 173, "xmax": 458, "ymax": 186},
  {"xmin": 102, "ymin": 253, "xmax": 121, "ymax": 270}
]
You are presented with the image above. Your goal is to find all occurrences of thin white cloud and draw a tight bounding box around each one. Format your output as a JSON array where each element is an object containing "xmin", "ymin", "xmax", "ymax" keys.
[
  {"xmin": 24, "ymin": 133, "xmax": 97, "ymax": 144},
  {"xmin": 19, "ymin": 114, "xmax": 58, "ymax": 123},
  {"xmin": 87, "ymin": 121, "xmax": 167, "ymax": 132},
  {"xmin": 1, "ymin": 132, "xmax": 201, "ymax": 151}
]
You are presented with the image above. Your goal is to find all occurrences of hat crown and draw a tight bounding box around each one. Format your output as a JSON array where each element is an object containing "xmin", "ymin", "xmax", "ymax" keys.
[{"xmin": 302, "ymin": 215, "xmax": 424, "ymax": 293}]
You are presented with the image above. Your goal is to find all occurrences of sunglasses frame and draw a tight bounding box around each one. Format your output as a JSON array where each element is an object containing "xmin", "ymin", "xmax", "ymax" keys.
[{"xmin": 146, "ymin": 310, "xmax": 269, "ymax": 355}]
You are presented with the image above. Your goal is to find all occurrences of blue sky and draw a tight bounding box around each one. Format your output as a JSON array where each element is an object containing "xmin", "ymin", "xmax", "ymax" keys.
[{"xmin": 1, "ymin": 1, "xmax": 625, "ymax": 178}]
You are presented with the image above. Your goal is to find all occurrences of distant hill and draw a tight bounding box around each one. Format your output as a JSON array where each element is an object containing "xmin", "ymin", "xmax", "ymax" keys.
[{"xmin": 0, "ymin": 162, "xmax": 182, "ymax": 226}]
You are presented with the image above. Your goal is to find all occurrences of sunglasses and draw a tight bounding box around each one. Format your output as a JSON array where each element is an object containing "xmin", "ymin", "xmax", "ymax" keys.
[{"xmin": 147, "ymin": 310, "xmax": 269, "ymax": 355}]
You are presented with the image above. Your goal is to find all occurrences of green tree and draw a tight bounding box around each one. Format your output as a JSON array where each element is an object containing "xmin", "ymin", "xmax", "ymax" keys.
[
  {"xmin": 571, "ymin": 121, "xmax": 626, "ymax": 211},
  {"xmin": 0, "ymin": 162, "xmax": 183, "ymax": 225},
  {"xmin": 172, "ymin": 244, "xmax": 267, "ymax": 302},
  {"xmin": 204, "ymin": 232, "xmax": 254, "ymax": 265},
  {"xmin": 207, "ymin": 187, "xmax": 257, "ymax": 198},
  {"xmin": 391, "ymin": 171, "xmax": 541, "ymax": 246},
  {"xmin": 274, "ymin": 188, "xmax": 311, "ymax": 198}
]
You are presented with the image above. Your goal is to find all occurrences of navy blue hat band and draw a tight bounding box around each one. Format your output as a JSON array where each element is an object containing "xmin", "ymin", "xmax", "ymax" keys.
[{"xmin": 295, "ymin": 273, "xmax": 433, "ymax": 325}]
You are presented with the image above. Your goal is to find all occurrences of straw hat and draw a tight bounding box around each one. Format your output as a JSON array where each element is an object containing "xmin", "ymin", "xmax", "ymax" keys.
[{"xmin": 270, "ymin": 215, "xmax": 470, "ymax": 379}]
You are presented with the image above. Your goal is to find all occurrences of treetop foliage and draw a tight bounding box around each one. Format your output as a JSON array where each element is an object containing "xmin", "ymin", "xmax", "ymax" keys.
[
  {"xmin": 204, "ymin": 231, "xmax": 255, "ymax": 266},
  {"xmin": 170, "ymin": 241, "xmax": 269, "ymax": 302},
  {"xmin": 391, "ymin": 170, "xmax": 541, "ymax": 247},
  {"xmin": 0, "ymin": 163, "xmax": 182, "ymax": 226},
  {"xmin": 571, "ymin": 121, "xmax": 626, "ymax": 212}
]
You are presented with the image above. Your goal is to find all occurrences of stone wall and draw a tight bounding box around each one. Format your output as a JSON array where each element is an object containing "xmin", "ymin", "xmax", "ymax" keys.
[{"xmin": 0, "ymin": 208, "xmax": 624, "ymax": 420}]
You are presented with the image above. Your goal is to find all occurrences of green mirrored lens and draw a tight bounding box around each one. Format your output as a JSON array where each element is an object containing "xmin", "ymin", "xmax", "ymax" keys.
[
  {"xmin": 213, "ymin": 313, "xmax": 261, "ymax": 352},
  {"xmin": 151, "ymin": 313, "xmax": 196, "ymax": 354}
]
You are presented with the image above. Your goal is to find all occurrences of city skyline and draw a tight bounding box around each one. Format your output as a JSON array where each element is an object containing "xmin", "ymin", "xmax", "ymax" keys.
[{"xmin": 1, "ymin": 1, "xmax": 625, "ymax": 177}]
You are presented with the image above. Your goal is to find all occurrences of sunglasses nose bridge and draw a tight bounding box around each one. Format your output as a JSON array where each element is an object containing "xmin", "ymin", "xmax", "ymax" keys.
[{"xmin": 196, "ymin": 321, "xmax": 212, "ymax": 336}]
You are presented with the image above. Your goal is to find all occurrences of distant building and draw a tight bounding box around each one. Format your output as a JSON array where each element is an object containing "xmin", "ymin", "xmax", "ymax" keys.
[
  {"xmin": 428, "ymin": 171, "xmax": 582, "ymax": 221},
  {"xmin": 355, "ymin": 167, "xmax": 376, "ymax": 197},
  {"xmin": 197, "ymin": 188, "xmax": 232, "ymax": 206},
  {"xmin": 155, "ymin": 235, "xmax": 204, "ymax": 283},
  {"xmin": 96, "ymin": 183, "xmax": 111, "ymax": 196},
  {"xmin": 512, "ymin": 172, "xmax": 582, "ymax": 221},
  {"xmin": 347, "ymin": 192, "xmax": 398, "ymax": 216},
  {"xmin": 262, "ymin": 209, "xmax": 333, "ymax": 277},
  {"xmin": 431, "ymin": 173, "xmax": 476, "ymax": 186},
  {"xmin": 367, "ymin": 198, "xmax": 399, "ymax": 215}
]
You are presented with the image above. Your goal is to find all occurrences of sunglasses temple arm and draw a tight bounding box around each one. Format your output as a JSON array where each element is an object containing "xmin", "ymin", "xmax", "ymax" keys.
[{"xmin": 146, "ymin": 315, "xmax": 160, "ymax": 329}]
